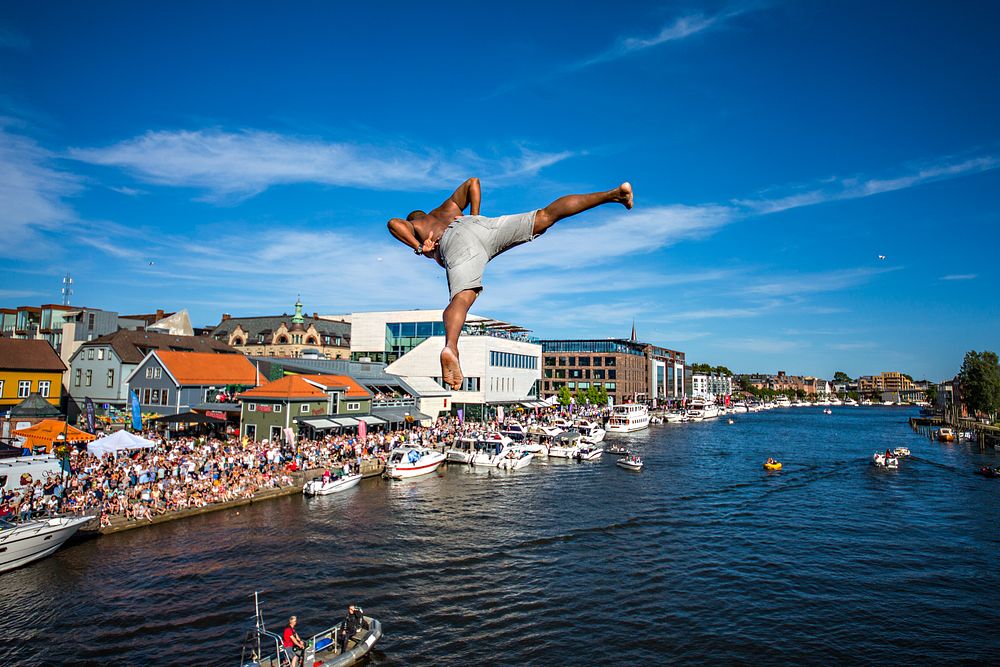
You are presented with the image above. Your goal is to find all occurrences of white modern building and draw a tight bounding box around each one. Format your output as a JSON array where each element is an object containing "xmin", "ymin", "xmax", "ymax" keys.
[
  {"xmin": 323, "ymin": 310, "xmax": 542, "ymax": 421},
  {"xmin": 689, "ymin": 373, "xmax": 734, "ymax": 401}
]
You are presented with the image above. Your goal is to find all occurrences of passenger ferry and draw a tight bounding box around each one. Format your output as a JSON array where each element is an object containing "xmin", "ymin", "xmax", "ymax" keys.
[{"xmin": 605, "ymin": 404, "xmax": 650, "ymax": 433}]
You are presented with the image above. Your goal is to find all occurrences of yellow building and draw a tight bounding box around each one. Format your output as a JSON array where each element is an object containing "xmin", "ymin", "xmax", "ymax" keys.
[{"xmin": 0, "ymin": 338, "xmax": 67, "ymax": 411}]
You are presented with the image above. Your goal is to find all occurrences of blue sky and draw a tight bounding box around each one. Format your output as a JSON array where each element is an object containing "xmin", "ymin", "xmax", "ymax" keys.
[{"xmin": 1, "ymin": 1, "xmax": 998, "ymax": 380}]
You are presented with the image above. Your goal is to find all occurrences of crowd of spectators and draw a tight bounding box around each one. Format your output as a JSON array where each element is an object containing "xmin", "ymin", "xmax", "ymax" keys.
[{"xmin": 1, "ymin": 406, "xmax": 600, "ymax": 528}]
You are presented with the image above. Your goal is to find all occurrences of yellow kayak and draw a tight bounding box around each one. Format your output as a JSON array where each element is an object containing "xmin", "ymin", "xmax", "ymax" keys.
[{"xmin": 763, "ymin": 461, "xmax": 782, "ymax": 471}]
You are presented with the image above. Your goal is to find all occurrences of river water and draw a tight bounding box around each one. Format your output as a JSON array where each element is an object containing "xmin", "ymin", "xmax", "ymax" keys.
[{"xmin": 2, "ymin": 407, "xmax": 998, "ymax": 666}]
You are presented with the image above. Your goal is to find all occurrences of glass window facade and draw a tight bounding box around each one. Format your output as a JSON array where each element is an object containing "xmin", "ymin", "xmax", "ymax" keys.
[
  {"xmin": 385, "ymin": 321, "xmax": 447, "ymax": 361},
  {"xmin": 489, "ymin": 351, "xmax": 538, "ymax": 369}
]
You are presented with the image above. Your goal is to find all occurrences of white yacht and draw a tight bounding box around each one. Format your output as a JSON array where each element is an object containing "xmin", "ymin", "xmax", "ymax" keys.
[
  {"xmin": 384, "ymin": 447, "xmax": 446, "ymax": 479},
  {"xmin": 445, "ymin": 436, "xmax": 478, "ymax": 464},
  {"xmin": 575, "ymin": 419, "xmax": 606, "ymax": 445},
  {"xmin": 605, "ymin": 404, "xmax": 650, "ymax": 433},
  {"xmin": 686, "ymin": 399, "xmax": 720, "ymax": 421},
  {"xmin": 0, "ymin": 515, "xmax": 93, "ymax": 573},
  {"xmin": 775, "ymin": 396, "xmax": 792, "ymax": 408},
  {"xmin": 471, "ymin": 434, "xmax": 516, "ymax": 467},
  {"xmin": 547, "ymin": 430, "xmax": 583, "ymax": 458},
  {"xmin": 665, "ymin": 411, "xmax": 688, "ymax": 423}
]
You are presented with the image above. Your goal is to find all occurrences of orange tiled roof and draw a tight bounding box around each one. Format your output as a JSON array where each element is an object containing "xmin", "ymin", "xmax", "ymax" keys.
[
  {"xmin": 238, "ymin": 375, "xmax": 327, "ymax": 400},
  {"xmin": 299, "ymin": 374, "xmax": 371, "ymax": 399},
  {"xmin": 156, "ymin": 351, "xmax": 257, "ymax": 385}
]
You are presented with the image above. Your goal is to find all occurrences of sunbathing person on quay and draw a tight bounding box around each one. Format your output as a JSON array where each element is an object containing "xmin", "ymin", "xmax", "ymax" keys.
[{"xmin": 388, "ymin": 178, "xmax": 633, "ymax": 390}]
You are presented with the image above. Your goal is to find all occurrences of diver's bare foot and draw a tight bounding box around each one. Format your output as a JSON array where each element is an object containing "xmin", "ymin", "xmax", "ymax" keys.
[
  {"xmin": 441, "ymin": 346, "xmax": 463, "ymax": 390},
  {"xmin": 617, "ymin": 182, "xmax": 633, "ymax": 210}
]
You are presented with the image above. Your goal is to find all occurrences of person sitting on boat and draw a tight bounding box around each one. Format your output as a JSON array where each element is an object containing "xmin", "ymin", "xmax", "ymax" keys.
[
  {"xmin": 322, "ymin": 468, "xmax": 331, "ymax": 484},
  {"xmin": 340, "ymin": 604, "xmax": 365, "ymax": 653},
  {"xmin": 282, "ymin": 615, "xmax": 306, "ymax": 667}
]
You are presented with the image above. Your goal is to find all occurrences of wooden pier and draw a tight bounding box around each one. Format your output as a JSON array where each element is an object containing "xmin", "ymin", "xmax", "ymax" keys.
[{"xmin": 909, "ymin": 416, "xmax": 1000, "ymax": 449}]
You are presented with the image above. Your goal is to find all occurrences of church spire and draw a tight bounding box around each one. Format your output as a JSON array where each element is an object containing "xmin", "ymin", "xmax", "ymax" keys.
[{"xmin": 630, "ymin": 320, "xmax": 637, "ymax": 342}]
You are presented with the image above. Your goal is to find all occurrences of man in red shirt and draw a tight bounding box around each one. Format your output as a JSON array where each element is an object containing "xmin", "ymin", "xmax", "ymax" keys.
[{"xmin": 282, "ymin": 615, "xmax": 305, "ymax": 667}]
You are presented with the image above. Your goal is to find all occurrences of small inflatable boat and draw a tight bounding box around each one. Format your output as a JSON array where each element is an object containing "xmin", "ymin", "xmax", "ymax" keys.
[{"xmin": 763, "ymin": 461, "xmax": 782, "ymax": 471}]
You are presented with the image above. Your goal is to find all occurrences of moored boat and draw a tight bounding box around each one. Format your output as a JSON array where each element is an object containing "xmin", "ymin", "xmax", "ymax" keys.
[
  {"xmin": 574, "ymin": 445, "xmax": 604, "ymax": 461},
  {"xmin": 547, "ymin": 430, "xmax": 582, "ymax": 459},
  {"xmin": 445, "ymin": 436, "xmax": 478, "ymax": 464},
  {"xmin": 606, "ymin": 404, "xmax": 650, "ymax": 433},
  {"xmin": 303, "ymin": 473, "xmax": 362, "ymax": 496},
  {"xmin": 938, "ymin": 427, "xmax": 956, "ymax": 442},
  {"xmin": 0, "ymin": 515, "xmax": 93, "ymax": 573},
  {"xmin": 384, "ymin": 447, "xmax": 446, "ymax": 479},
  {"xmin": 498, "ymin": 450, "xmax": 533, "ymax": 470},
  {"xmin": 575, "ymin": 419, "xmax": 606, "ymax": 444},
  {"xmin": 616, "ymin": 455, "xmax": 643, "ymax": 471},
  {"xmin": 976, "ymin": 466, "xmax": 1000, "ymax": 478}
]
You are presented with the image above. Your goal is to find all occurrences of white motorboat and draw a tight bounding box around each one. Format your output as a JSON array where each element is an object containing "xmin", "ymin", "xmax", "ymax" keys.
[
  {"xmin": 729, "ymin": 404, "xmax": 749, "ymax": 414},
  {"xmin": 575, "ymin": 445, "xmax": 604, "ymax": 461},
  {"xmin": 499, "ymin": 422, "xmax": 528, "ymax": 441},
  {"xmin": 893, "ymin": 447, "xmax": 911, "ymax": 457},
  {"xmin": 775, "ymin": 396, "xmax": 792, "ymax": 408},
  {"xmin": 664, "ymin": 411, "xmax": 687, "ymax": 423},
  {"xmin": 471, "ymin": 435, "xmax": 515, "ymax": 467},
  {"xmin": 303, "ymin": 473, "xmax": 362, "ymax": 496},
  {"xmin": 0, "ymin": 515, "xmax": 93, "ymax": 573},
  {"xmin": 575, "ymin": 419, "xmax": 606, "ymax": 445},
  {"xmin": 528, "ymin": 424, "xmax": 564, "ymax": 439},
  {"xmin": 605, "ymin": 444, "xmax": 632, "ymax": 456},
  {"xmin": 685, "ymin": 399, "xmax": 720, "ymax": 421},
  {"xmin": 547, "ymin": 430, "xmax": 582, "ymax": 459},
  {"xmin": 498, "ymin": 450, "xmax": 533, "ymax": 470},
  {"xmin": 616, "ymin": 455, "xmax": 643, "ymax": 471},
  {"xmin": 445, "ymin": 436, "xmax": 478, "ymax": 464},
  {"xmin": 606, "ymin": 404, "xmax": 650, "ymax": 433},
  {"xmin": 549, "ymin": 418, "xmax": 574, "ymax": 430},
  {"xmin": 872, "ymin": 452, "xmax": 899, "ymax": 469},
  {"xmin": 384, "ymin": 447, "xmax": 446, "ymax": 479}
]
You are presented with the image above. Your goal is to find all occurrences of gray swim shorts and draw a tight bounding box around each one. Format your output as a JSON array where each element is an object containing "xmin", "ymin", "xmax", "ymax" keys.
[{"xmin": 438, "ymin": 211, "xmax": 537, "ymax": 299}]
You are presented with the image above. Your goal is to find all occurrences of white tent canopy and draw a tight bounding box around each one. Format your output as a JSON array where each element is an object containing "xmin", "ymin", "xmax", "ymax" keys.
[{"xmin": 88, "ymin": 430, "xmax": 156, "ymax": 457}]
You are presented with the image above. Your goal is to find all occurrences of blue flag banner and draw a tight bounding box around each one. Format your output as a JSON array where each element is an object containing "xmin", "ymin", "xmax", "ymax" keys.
[
  {"xmin": 131, "ymin": 390, "xmax": 142, "ymax": 431},
  {"xmin": 457, "ymin": 408, "xmax": 464, "ymax": 424},
  {"xmin": 84, "ymin": 397, "xmax": 96, "ymax": 434}
]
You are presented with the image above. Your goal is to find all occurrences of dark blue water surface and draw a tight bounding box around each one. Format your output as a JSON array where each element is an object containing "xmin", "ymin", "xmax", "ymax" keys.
[{"xmin": 2, "ymin": 407, "xmax": 999, "ymax": 666}]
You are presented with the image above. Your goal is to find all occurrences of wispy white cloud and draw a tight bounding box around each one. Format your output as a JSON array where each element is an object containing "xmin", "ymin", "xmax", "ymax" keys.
[
  {"xmin": 0, "ymin": 120, "xmax": 81, "ymax": 254},
  {"xmin": 737, "ymin": 266, "xmax": 901, "ymax": 298},
  {"xmin": 735, "ymin": 154, "xmax": 1000, "ymax": 214},
  {"xmin": 830, "ymin": 342, "xmax": 877, "ymax": 351},
  {"xmin": 575, "ymin": 13, "xmax": 729, "ymax": 69},
  {"xmin": 939, "ymin": 273, "xmax": 977, "ymax": 281},
  {"xmin": 68, "ymin": 129, "xmax": 574, "ymax": 202},
  {"xmin": 109, "ymin": 185, "xmax": 146, "ymax": 196},
  {"xmin": 504, "ymin": 204, "xmax": 735, "ymax": 270}
]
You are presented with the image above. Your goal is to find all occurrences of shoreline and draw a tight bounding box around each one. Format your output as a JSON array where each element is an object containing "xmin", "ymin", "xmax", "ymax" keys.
[{"xmin": 75, "ymin": 457, "xmax": 386, "ymax": 537}]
